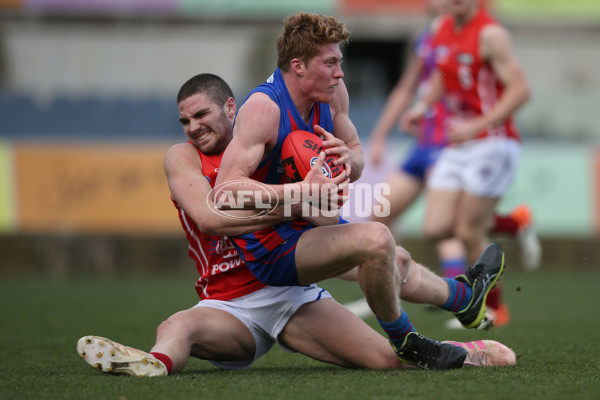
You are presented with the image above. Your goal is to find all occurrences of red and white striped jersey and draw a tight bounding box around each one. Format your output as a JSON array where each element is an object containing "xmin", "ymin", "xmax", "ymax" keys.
[
  {"xmin": 433, "ymin": 7, "xmax": 521, "ymax": 141},
  {"xmin": 172, "ymin": 144, "xmax": 266, "ymax": 301}
]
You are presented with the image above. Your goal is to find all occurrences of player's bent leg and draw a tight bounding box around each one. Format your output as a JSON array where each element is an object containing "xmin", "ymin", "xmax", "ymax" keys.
[
  {"xmin": 422, "ymin": 188, "xmax": 461, "ymax": 242},
  {"xmin": 295, "ymin": 222, "xmax": 397, "ymax": 287},
  {"xmin": 396, "ymin": 246, "xmax": 451, "ymax": 306},
  {"xmin": 399, "ymin": 260, "xmax": 450, "ymax": 305},
  {"xmin": 455, "ymin": 193, "xmax": 500, "ymax": 265},
  {"xmin": 151, "ymin": 306, "xmax": 256, "ymax": 373},
  {"xmin": 278, "ymin": 298, "xmax": 408, "ymax": 369},
  {"xmin": 77, "ymin": 307, "xmax": 258, "ymax": 377},
  {"xmin": 297, "ymin": 224, "xmax": 466, "ymax": 370}
]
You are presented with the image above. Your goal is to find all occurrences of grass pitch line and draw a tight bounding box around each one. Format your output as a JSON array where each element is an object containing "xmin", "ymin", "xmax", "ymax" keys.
[{"xmin": 342, "ymin": 297, "xmax": 373, "ymax": 319}]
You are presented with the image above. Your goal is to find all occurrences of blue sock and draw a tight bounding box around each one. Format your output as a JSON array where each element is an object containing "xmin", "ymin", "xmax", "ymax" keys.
[
  {"xmin": 441, "ymin": 257, "xmax": 467, "ymax": 279},
  {"xmin": 440, "ymin": 277, "xmax": 473, "ymax": 313},
  {"xmin": 377, "ymin": 311, "xmax": 416, "ymax": 349}
]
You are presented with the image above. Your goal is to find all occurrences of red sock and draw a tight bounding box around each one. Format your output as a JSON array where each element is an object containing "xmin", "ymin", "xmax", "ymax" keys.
[
  {"xmin": 486, "ymin": 285, "xmax": 502, "ymax": 310},
  {"xmin": 490, "ymin": 214, "xmax": 520, "ymax": 235},
  {"xmin": 150, "ymin": 352, "xmax": 173, "ymax": 374}
]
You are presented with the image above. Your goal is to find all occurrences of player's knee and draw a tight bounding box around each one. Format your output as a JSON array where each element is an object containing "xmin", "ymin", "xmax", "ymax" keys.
[
  {"xmin": 155, "ymin": 318, "xmax": 174, "ymax": 339},
  {"xmin": 156, "ymin": 311, "xmax": 193, "ymax": 339},
  {"xmin": 423, "ymin": 223, "xmax": 451, "ymax": 242},
  {"xmin": 395, "ymin": 247, "xmax": 411, "ymax": 276},
  {"xmin": 454, "ymin": 224, "xmax": 478, "ymax": 246},
  {"xmin": 362, "ymin": 222, "xmax": 396, "ymax": 261}
]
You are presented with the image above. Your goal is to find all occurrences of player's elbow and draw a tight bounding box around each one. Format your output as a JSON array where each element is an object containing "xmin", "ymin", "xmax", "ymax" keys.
[
  {"xmin": 350, "ymin": 160, "xmax": 364, "ymax": 182},
  {"xmin": 191, "ymin": 212, "xmax": 223, "ymax": 235}
]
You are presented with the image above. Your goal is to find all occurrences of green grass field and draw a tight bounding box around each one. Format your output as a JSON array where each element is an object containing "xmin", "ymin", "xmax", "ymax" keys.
[{"xmin": 1, "ymin": 267, "xmax": 599, "ymax": 400}]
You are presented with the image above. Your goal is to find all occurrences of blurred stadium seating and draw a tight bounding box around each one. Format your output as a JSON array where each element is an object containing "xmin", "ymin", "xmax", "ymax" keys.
[{"xmin": 0, "ymin": 0, "xmax": 598, "ymax": 274}]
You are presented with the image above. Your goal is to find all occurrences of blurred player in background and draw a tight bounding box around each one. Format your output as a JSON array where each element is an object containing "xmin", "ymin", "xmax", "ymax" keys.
[
  {"xmin": 402, "ymin": 0, "xmax": 535, "ymax": 328},
  {"xmin": 368, "ymin": 0, "xmax": 541, "ymax": 327},
  {"xmin": 77, "ymin": 73, "xmax": 516, "ymax": 376},
  {"xmin": 214, "ymin": 11, "xmax": 507, "ymax": 369}
]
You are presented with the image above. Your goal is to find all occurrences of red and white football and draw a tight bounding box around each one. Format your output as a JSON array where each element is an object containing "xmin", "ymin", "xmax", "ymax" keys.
[{"xmin": 281, "ymin": 130, "xmax": 345, "ymax": 183}]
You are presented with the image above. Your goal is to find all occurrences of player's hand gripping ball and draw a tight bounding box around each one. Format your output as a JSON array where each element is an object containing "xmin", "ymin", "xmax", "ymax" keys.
[{"xmin": 281, "ymin": 130, "xmax": 345, "ymax": 182}]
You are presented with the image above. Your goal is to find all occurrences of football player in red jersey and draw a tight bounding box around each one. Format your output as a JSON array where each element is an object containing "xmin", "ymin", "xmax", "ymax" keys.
[
  {"xmin": 77, "ymin": 72, "xmax": 517, "ymax": 377},
  {"xmin": 402, "ymin": 0, "xmax": 532, "ymax": 327}
]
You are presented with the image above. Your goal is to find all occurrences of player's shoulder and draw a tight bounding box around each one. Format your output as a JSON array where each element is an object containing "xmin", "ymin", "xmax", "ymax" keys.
[
  {"xmin": 480, "ymin": 22, "xmax": 513, "ymax": 58},
  {"xmin": 236, "ymin": 91, "xmax": 281, "ymax": 137},
  {"xmin": 480, "ymin": 21, "xmax": 510, "ymax": 41},
  {"xmin": 240, "ymin": 91, "xmax": 280, "ymax": 115},
  {"xmin": 430, "ymin": 14, "xmax": 450, "ymax": 36},
  {"xmin": 166, "ymin": 142, "xmax": 197, "ymax": 158},
  {"xmin": 165, "ymin": 142, "xmax": 202, "ymax": 172}
]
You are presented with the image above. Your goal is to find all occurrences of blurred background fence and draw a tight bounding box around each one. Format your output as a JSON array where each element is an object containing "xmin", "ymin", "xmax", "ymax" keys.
[{"xmin": 0, "ymin": 0, "xmax": 598, "ymax": 274}]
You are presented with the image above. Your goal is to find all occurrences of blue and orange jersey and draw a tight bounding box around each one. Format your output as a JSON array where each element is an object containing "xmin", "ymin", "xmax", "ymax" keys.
[
  {"xmin": 231, "ymin": 68, "xmax": 335, "ymax": 262},
  {"xmin": 414, "ymin": 26, "xmax": 448, "ymax": 148}
]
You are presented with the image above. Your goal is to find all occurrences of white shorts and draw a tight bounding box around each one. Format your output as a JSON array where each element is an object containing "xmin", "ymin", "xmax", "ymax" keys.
[
  {"xmin": 193, "ymin": 284, "xmax": 332, "ymax": 369},
  {"xmin": 427, "ymin": 137, "xmax": 521, "ymax": 197}
]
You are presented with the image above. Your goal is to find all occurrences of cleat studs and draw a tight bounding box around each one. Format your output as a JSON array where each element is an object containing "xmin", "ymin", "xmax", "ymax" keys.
[
  {"xmin": 153, "ymin": 361, "xmax": 159, "ymax": 367},
  {"xmin": 99, "ymin": 341, "xmax": 105, "ymax": 346},
  {"xmin": 96, "ymin": 352, "xmax": 103, "ymax": 358},
  {"xmin": 107, "ymin": 365, "xmax": 114, "ymax": 372},
  {"xmin": 85, "ymin": 338, "xmax": 92, "ymax": 344},
  {"xmin": 110, "ymin": 350, "xmax": 115, "ymax": 356},
  {"xmin": 93, "ymin": 363, "xmax": 102, "ymax": 371},
  {"xmin": 142, "ymin": 359, "xmax": 148, "ymax": 364},
  {"xmin": 80, "ymin": 352, "xmax": 86, "ymax": 358}
]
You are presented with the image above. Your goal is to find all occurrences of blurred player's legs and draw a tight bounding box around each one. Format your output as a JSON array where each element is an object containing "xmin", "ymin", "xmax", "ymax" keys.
[
  {"xmin": 371, "ymin": 169, "xmax": 424, "ymax": 240},
  {"xmin": 511, "ymin": 204, "xmax": 542, "ymax": 270},
  {"xmin": 490, "ymin": 204, "xmax": 542, "ymax": 271},
  {"xmin": 437, "ymin": 238, "xmax": 468, "ymax": 279}
]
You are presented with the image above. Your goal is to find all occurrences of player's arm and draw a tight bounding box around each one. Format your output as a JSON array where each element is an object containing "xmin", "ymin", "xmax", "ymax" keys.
[
  {"xmin": 165, "ymin": 142, "xmax": 297, "ymax": 236},
  {"xmin": 369, "ymin": 51, "xmax": 423, "ymax": 166},
  {"xmin": 214, "ymin": 93, "xmax": 347, "ymax": 213},
  {"xmin": 328, "ymin": 79, "xmax": 364, "ymax": 182},
  {"xmin": 401, "ymin": 68, "xmax": 444, "ymax": 134},
  {"xmin": 479, "ymin": 24, "xmax": 531, "ymax": 127},
  {"xmin": 213, "ymin": 92, "xmax": 288, "ymax": 206}
]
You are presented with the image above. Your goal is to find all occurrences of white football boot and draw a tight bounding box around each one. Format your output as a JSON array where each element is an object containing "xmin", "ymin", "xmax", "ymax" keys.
[{"xmin": 77, "ymin": 335, "xmax": 167, "ymax": 377}]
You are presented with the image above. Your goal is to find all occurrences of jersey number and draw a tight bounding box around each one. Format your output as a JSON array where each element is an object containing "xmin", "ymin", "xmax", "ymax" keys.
[{"xmin": 458, "ymin": 65, "xmax": 473, "ymax": 90}]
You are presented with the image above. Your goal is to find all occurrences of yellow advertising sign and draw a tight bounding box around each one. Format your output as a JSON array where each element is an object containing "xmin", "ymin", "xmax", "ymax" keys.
[
  {"xmin": 0, "ymin": 141, "xmax": 17, "ymax": 232},
  {"xmin": 14, "ymin": 142, "xmax": 181, "ymax": 234}
]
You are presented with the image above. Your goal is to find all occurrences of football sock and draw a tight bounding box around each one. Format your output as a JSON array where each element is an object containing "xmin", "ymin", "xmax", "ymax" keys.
[
  {"xmin": 486, "ymin": 285, "xmax": 502, "ymax": 310},
  {"xmin": 440, "ymin": 257, "xmax": 467, "ymax": 279},
  {"xmin": 150, "ymin": 352, "xmax": 173, "ymax": 375},
  {"xmin": 440, "ymin": 277, "xmax": 473, "ymax": 313},
  {"xmin": 377, "ymin": 311, "xmax": 416, "ymax": 349},
  {"xmin": 490, "ymin": 214, "xmax": 520, "ymax": 235}
]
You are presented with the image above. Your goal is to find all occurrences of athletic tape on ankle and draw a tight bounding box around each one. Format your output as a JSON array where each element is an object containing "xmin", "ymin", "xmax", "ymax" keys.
[{"xmin": 400, "ymin": 258, "xmax": 422, "ymax": 297}]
